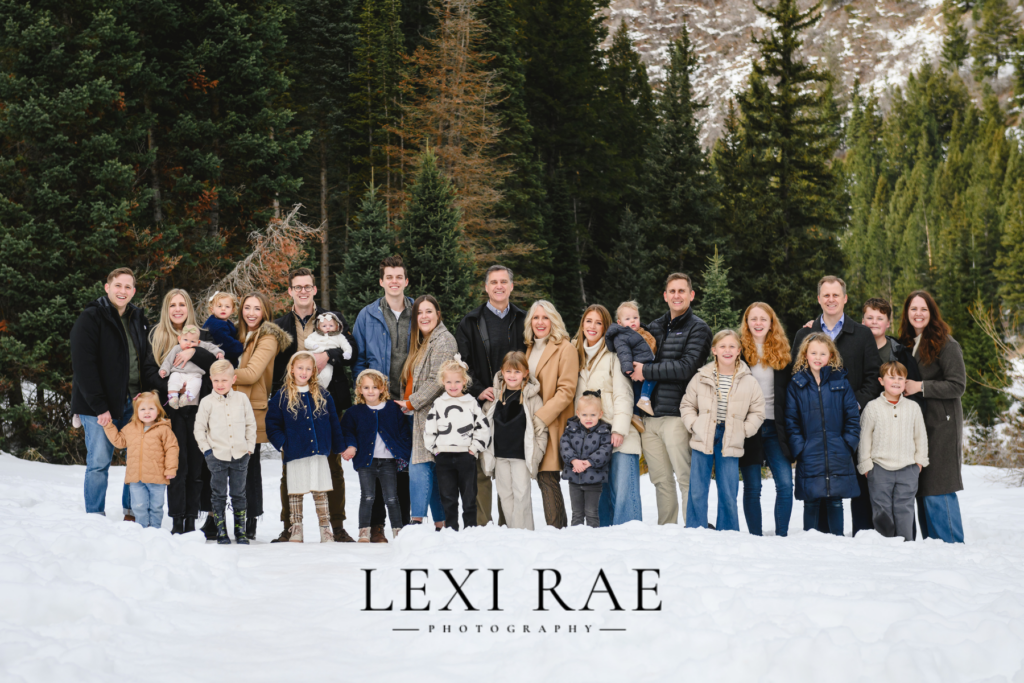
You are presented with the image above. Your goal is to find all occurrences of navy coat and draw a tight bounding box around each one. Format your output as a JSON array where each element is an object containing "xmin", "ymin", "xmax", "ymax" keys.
[
  {"xmin": 784, "ymin": 366, "xmax": 861, "ymax": 501},
  {"xmin": 340, "ymin": 401, "xmax": 412, "ymax": 471},
  {"xmin": 202, "ymin": 316, "xmax": 244, "ymax": 367},
  {"xmin": 604, "ymin": 324, "xmax": 656, "ymax": 375},
  {"xmin": 265, "ymin": 388, "xmax": 345, "ymax": 463}
]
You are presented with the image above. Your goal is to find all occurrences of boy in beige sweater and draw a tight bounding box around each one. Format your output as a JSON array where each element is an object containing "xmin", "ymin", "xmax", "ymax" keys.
[{"xmin": 858, "ymin": 361, "xmax": 929, "ymax": 541}]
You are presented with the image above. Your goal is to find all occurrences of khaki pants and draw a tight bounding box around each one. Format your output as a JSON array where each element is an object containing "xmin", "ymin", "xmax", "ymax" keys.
[
  {"xmin": 641, "ymin": 416, "xmax": 691, "ymax": 525},
  {"xmin": 475, "ymin": 457, "xmax": 506, "ymax": 526},
  {"xmin": 494, "ymin": 458, "xmax": 534, "ymax": 530},
  {"xmin": 280, "ymin": 455, "xmax": 346, "ymax": 530}
]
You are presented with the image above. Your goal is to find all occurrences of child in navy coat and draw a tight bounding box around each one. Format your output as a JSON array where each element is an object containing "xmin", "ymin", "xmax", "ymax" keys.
[
  {"xmin": 341, "ymin": 369, "xmax": 411, "ymax": 542},
  {"xmin": 204, "ymin": 291, "xmax": 245, "ymax": 367}
]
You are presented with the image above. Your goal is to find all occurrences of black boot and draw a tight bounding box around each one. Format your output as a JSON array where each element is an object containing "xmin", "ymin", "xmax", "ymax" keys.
[
  {"xmin": 212, "ymin": 509, "xmax": 231, "ymax": 545},
  {"xmin": 245, "ymin": 516, "xmax": 257, "ymax": 540},
  {"xmin": 183, "ymin": 516, "xmax": 196, "ymax": 533},
  {"xmin": 234, "ymin": 509, "xmax": 250, "ymax": 545},
  {"xmin": 171, "ymin": 517, "xmax": 185, "ymax": 535},
  {"xmin": 201, "ymin": 514, "xmax": 218, "ymax": 541}
]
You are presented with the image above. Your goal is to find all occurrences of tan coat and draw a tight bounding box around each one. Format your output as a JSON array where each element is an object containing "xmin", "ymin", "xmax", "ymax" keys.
[
  {"xmin": 194, "ymin": 389, "xmax": 258, "ymax": 461},
  {"xmin": 481, "ymin": 372, "xmax": 549, "ymax": 478},
  {"xmin": 103, "ymin": 419, "xmax": 180, "ymax": 485},
  {"xmin": 575, "ymin": 341, "xmax": 642, "ymax": 456},
  {"xmin": 234, "ymin": 321, "xmax": 293, "ymax": 443},
  {"xmin": 406, "ymin": 322, "xmax": 459, "ymax": 465},
  {"xmin": 528, "ymin": 338, "xmax": 580, "ymax": 472},
  {"xmin": 680, "ymin": 361, "xmax": 765, "ymax": 458}
]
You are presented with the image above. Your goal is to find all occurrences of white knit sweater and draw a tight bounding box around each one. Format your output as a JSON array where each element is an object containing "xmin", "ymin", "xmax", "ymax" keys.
[{"xmin": 857, "ymin": 394, "xmax": 929, "ymax": 474}]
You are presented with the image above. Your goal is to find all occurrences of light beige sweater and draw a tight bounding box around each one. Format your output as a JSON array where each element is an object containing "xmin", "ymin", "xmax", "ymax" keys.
[
  {"xmin": 194, "ymin": 390, "xmax": 258, "ymax": 461},
  {"xmin": 857, "ymin": 394, "xmax": 929, "ymax": 474}
]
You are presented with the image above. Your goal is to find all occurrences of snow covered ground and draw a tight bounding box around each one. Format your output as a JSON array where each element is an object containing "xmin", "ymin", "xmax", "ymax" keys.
[{"xmin": 2, "ymin": 453, "xmax": 1024, "ymax": 682}]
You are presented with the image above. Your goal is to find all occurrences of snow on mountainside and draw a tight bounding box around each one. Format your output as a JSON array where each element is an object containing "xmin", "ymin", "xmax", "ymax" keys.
[{"xmin": 604, "ymin": 0, "xmax": 953, "ymax": 145}]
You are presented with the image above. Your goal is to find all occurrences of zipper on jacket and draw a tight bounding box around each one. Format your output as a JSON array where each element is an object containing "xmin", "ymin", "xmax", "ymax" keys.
[{"xmin": 816, "ymin": 381, "xmax": 832, "ymax": 497}]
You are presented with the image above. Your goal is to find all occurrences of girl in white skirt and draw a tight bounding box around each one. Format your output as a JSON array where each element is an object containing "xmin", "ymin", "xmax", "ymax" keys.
[{"xmin": 265, "ymin": 351, "xmax": 345, "ymax": 542}]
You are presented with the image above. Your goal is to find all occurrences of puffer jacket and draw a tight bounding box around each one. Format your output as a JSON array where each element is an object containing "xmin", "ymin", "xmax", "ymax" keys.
[
  {"xmin": 680, "ymin": 361, "xmax": 765, "ymax": 458},
  {"xmin": 234, "ymin": 321, "xmax": 293, "ymax": 443},
  {"xmin": 644, "ymin": 308, "xmax": 712, "ymax": 418},
  {"xmin": 785, "ymin": 366, "xmax": 861, "ymax": 501},
  {"xmin": 604, "ymin": 324, "xmax": 656, "ymax": 375},
  {"xmin": 560, "ymin": 417, "xmax": 612, "ymax": 485},
  {"xmin": 481, "ymin": 372, "xmax": 549, "ymax": 478},
  {"xmin": 575, "ymin": 342, "xmax": 642, "ymax": 455},
  {"xmin": 103, "ymin": 419, "xmax": 179, "ymax": 485},
  {"xmin": 265, "ymin": 387, "xmax": 345, "ymax": 463}
]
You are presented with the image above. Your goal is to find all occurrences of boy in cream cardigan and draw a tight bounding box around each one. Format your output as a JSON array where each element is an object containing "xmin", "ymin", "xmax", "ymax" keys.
[{"xmin": 858, "ymin": 361, "xmax": 929, "ymax": 541}]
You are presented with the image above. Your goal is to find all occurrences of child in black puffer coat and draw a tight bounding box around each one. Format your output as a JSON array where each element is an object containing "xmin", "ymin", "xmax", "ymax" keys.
[
  {"xmin": 560, "ymin": 391, "xmax": 612, "ymax": 528},
  {"xmin": 605, "ymin": 302, "xmax": 657, "ymax": 425}
]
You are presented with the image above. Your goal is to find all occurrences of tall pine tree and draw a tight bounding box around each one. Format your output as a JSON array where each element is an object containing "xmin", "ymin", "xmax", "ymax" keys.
[
  {"xmin": 334, "ymin": 183, "xmax": 396, "ymax": 319},
  {"xmin": 694, "ymin": 247, "xmax": 740, "ymax": 335}
]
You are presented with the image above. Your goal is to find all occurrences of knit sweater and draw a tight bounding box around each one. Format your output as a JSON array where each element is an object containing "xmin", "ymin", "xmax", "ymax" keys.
[
  {"xmin": 423, "ymin": 393, "xmax": 491, "ymax": 457},
  {"xmin": 857, "ymin": 394, "xmax": 929, "ymax": 474}
]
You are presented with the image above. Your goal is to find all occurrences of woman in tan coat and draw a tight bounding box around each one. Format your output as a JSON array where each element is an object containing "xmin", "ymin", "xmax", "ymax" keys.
[
  {"xmin": 525, "ymin": 300, "xmax": 579, "ymax": 529},
  {"xmin": 234, "ymin": 291, "xmax": 293, "ymax": 537},
  {"xmin": 572, "ymin": 304, "xmax": 643, "ymax": 526}
]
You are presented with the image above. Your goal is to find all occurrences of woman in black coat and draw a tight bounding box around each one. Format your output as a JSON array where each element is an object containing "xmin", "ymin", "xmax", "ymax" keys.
[{"xmin": 898, "ymin": 290, "xmax": 966, "ymax": 544}]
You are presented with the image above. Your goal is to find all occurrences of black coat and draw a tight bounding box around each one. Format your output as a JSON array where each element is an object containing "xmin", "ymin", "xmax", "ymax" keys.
[
  {"xmin": 644, "ymin": 308, "xmax": 712, "ymax": 418},
  {"xmin": 455, "ymin": 303, "xmax": 528, "ymax": 401},
  {"xmin": 70, "ymin": 297, "xmax": 161, "ymax": 419},
  {"xmin": 790, "ymin": 317, "xmax": 882, "ymax": 409},
  {"xmin": 605, "ymin": 324, "xmax": 655, "ymax": 375},
  {"xmin": 273, "ymin": 306, "xmax": 358, "ymax": 411},
  {"xmin": 738, "ymin": 360, "xmax": 793, "ymax": 466}
]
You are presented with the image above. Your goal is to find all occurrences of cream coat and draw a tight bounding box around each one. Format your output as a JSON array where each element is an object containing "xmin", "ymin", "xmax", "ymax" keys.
[
  {"xmin": 575, "ymin": 341, "xmax": 642, "ymax": 456},
  {"xmin": 234, "ymin": 321, "xmax": 293, "ymax": 444},
  {"xmin": 680, "ymin": 361, "xmax": 765, "ymax": 458},
  {"xmin": 481, "ymin": 372, "xmax": 549, "ymax": 479},
  {"xmin": 527, "ymin": 338, "xmax": 580, "ymax": 472},
  {"xmin": 194, "ymin": 389, "xmax": 258, "ymax": 461}
]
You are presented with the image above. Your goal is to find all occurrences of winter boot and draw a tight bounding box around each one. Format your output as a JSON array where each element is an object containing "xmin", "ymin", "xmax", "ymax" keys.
[
  {"xmin": 201, "ymin": 514, "xmax": 218, "ymax": 541},
  {"xmin": 288, "ymin": 494, "xmax": 304, "ymax": 543},
  {"xmin": 233, "ymin": 509, "xmax": 249, "ymax": 545},
  {"xmin": 271, "ymin": 527, "xmax": 291, "ymax": 543},
  {"xmin": 333, "ymin": 526, "xmax": 356, "ymax": 543},
  {"xmin": 358, "ymin": 527, "xmax": 371, "ymax": 543},
  {"xmin": 392, "ymin": 527, "xmax": 401, "ymax": 539},
  {"xmin": 124, "ymin": 512, "xmax": 136, "ymax": 524},
  {"xmin": 370, "ymin": 525, "xmax": 388, "ymax": 543},
  {"xmin": 183, "ymin": 516, "xmax": 196, "ymax": 533},
  {"xmin": 171, "ymin": 517, "xmax": 185, "ymax": 535},
  {"xmin": 212, "ymin": 509, "xmax": 231, "ymax": 545},
  {"xmin": 630, "ymin": 415, "xmax": 646, "ymax": 434},
  {"xmin": 312, "ymin": 492, "xmax": 333, "ymax": 543},
  {"xmin": 636, "ymin": 397, "xmax": 654, "ymax": 416},
  {"xmin": 246, "ymin": 517, "xmax": 257, "ymax": 540}
]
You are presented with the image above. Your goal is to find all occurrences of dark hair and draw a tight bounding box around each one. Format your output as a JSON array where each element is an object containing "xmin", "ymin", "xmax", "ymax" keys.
[
  {"xmin": 106, "ymin": 267, "xmax": 136, "ymax": 285},
  {"xmin": 236, "ymin": 291, "xmax": 274, "ymax": 341},
  {"xmin": 483, "ymin": 264, "xmax": 513, "ymax": 286},
  {"xmin": 288, "ymin": 268, "xmax": 315, "ymax": 286},
  {"xmin": 664, "ymin": 272, "xmax": 693, "ymax": 290},
  {"xmin": 379, "ymin": 255, "xmax": 407, "ymax": 280},
  {"xmin": 401, "ymin": 294, "xmax": 443, "ymax": 380},
  {"xmin": 898, "ymin": 290, "xmax": 951, "ymax": 367},
  {"xmin": 862, "ymin": 297, "xmax": 892, "ymax": 318}
]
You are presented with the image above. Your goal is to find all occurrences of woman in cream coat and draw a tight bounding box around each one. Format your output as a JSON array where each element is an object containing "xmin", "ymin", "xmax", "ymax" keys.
[{"xmin": 572, "ymin": 304, "xmax": 643, "ymax": 526}]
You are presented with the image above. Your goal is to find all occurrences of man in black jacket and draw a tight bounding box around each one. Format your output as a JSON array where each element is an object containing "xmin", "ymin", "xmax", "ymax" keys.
[
  {"xmin": 790, "ymin": 276, "xmax": 882, "ymax": 535},
  {"xmin": 268, "ymin": 268, "xmax": 360, "ymax": 543},
  {"xmin": 71, "ymin": 267, "xmax": 158, "ymax": 517},
  {"xmin": 456, "ymin": 264, "xmax": 528, "ymax": 526},
  {"xmin": 630, "ymin": 273, "xmax": 712, "ymax": 525}
]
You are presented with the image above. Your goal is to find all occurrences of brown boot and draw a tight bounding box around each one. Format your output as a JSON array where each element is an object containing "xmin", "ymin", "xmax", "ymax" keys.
[
  {"xmin": 270, "ymin": 527, "xmax": 291, "ymax": 543},
  {"xmin": 333, "ymin": 526, "xmax": 356, "ymax": 543},
  {"xmin": 124, "ymin": 512, "xmax": 136, "ymax": 523},
  {"xmin": 630, "ymin": 414, "xmax": 646, "ymax": 434},
  {"xmin": 370, "ymin": 524, "xmax": 388, "ymax": 543}
]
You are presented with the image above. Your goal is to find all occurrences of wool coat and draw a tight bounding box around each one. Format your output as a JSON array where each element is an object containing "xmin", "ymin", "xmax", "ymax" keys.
[
  {"xmin": 527, "ymin": 337, "xmax": 581, "ymax": 472},
  {"xmin": 914, "ymin": 336, "xmax": 966, "ymax": 498},
  {"xmin": 455, "ymin": 302, "xmax": 529, "ymax": 401},
  {"xmin": 643, "ymin": 308, "xmax": 713, "ymax": 418},
  {"xmin": 264, "ymin": 387, "xmax": 345, "ymax": 463},
  {"xmin": 560, "ymin": 417, "xmax": 612, "ymax": 485},
  {"xmin": 604, "ymin": 324, "xmax": 656, "ymax": 376},
  {"xmin": 234, "ymin": 321, "xmax": 293, "ymax": 443},
  {"xmin": 103, "ymin": 419, "xmax": 179, "ymax": 485},
  {"xmin": 340, "ymin": 401, "xmax": 412, "ymax": 470},
  {"xmin": 481, "ymin": 372, "xmax": 549, "ymax": 478},
  {"xmin": 680, "ymin": 361, "xmax": 765, "ymax": 459},
  {"xmin": 574, "ymin": 341, "xmax": 642, "ymax": 456},
  {"xmin": 406, "ymin": 322, "xmax": 459, "ymax": 465}
]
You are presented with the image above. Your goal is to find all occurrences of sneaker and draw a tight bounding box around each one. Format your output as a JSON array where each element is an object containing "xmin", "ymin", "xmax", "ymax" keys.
[
  {"xmin": 636, "ymin": 397, "xmax": 654, "ymax": 416},
  {"xmin": 358, "ymin": 527, "xmax": 371, "ymax": 543},
  {"xmin": 631, "ymin": 414, "xmax": 646, "ymax": 434}
]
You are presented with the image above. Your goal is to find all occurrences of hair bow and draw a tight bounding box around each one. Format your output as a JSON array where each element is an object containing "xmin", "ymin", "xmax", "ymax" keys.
[
  {"xmin": 453, "ymin": 353, "xmax": 469, "ymax": 370},
  {"xmin": 582, "ymin": 390, "xmax": 602, "ymax": 398}
]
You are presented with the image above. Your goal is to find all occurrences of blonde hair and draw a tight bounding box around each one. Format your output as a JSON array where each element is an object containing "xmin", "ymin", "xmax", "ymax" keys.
[
  {"xmin": 131, "ymin": 391, "xmax": 166, "ymax": 426},
  {"xmin": 436, "ymin": 357, "xmax": 471, "ymax": 388},
  {"xmin": 208, "ymin": 291, "xmax": 237, "ymax": 314},
  {"xmin": 209, "ymin": 359, "xmax": 235, "ymax": 377},
  {"xmin": 524, "ymin": 300, "xmax": 571, "ymax": 347},
  {"xmin": 615, "ymin": 300, "xmax": 640, "ymax": 321},
  {"xmin": 577, "ymin": 392, "xmax": 603, "ymax": 412},
  {"xmin": 178, "ymin": 325, "xmax": 201, "ymax": 338},
  {"xmin": 281, "ymin": 351, "xmax": 328, "ymax": 418},
  {"xmin": 793, "ymin": 333, "xmax": 844, "ymax": 373},
  {"xmin": 572, "ymin": 304, "xmax": 612, "ymax": 368},
  {"xmin": 355, "ymin": 369, "xmax": 391, "ymax": 404},
  {"xmin": 150, "ymin": 289, "xmax": 199, "ymax": 364},
  {"xmin": 740, "ymin": 302, "xmax": 791, "ymax": 371},
  {"xmin": 402, "ymin": 295, "xmax": 443, "ymax": 383}
]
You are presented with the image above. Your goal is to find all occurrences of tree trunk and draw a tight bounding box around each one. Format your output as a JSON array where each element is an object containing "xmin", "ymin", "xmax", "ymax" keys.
[{"xmin": 320, "ymin": 139, "xmax": 330, "ymax": 309}]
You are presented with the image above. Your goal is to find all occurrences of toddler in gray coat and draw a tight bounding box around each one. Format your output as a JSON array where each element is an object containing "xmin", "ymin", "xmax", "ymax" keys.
[
  {"xmin": 158, "ymin": 324, "xmax": 224, "ymax": 408},
  {"xmin": 605, "ymin": 301, "xmax": 657, "ymax": 421},
  {"xmin": 560, "ymin": 391, "xmax": 612, "ymax": 528}
]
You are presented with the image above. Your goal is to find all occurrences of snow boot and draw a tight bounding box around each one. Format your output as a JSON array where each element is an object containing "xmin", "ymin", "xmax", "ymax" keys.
[
  {"xmin": 358, "ymin": 527, "xmax": 371, "ymax": 543},
  {"xmin": 370, "ymin": 525, "xmax": 388, "ymax": 543},
  {"xmin": 124, "ymin": 512, "xmax": 136, "ymax": 524},
  {"xmin": 201, "ymin": 514, "xmax": 218, "ymax": 540},
  {"xmin": 271, "ymin": 527, "xmax": 291, "ymax": 543},
  {"xmin": 636, "ymin": 397, "xmax": 654, "ymax": 416},
  {"xmin": 246, "ymin": 517, "xmax": 257, "ymax": 540},
  {"xmin": 183, "ymin": 516, "xmax": 196, "ymax": 533},
  {"xmin": 233, "ymin": 509, "xmax": 249, "ymax": 545},
  {"xmin": 333, "ymin": 525, "xmax": 355, "ymax": 543},
  {"xmin": 212, "ymin": 509, "xmax": 231, "ymax": 545},
  {"xmin": 313, "ymin": 492, "xmax": 333, "ymax": 543},
  {"xmin": 392, "ymin": 527, "xmax": 401, "ymax": 539},
  {"xmin": 288, "ymin": 494, "xmax": 304, "ymax": 543},
  {"xmin": 630, "ymin": 415, "xmax": 646, "ymax": 434},
  {"xmin": 171, "ymin": 517, "xmax": 185, "ymax": 535}
]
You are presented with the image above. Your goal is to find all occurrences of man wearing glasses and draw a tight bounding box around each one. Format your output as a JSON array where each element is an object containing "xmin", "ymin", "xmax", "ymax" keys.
[{"xmin": 269, "ymin": 267, "xmax": 359, "ymax": 542}]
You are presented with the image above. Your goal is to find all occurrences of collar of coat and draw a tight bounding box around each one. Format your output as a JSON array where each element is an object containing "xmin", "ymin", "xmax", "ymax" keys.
[
  {"xmin": 246, "ymin": 321, "xmax": 293, "ymax": 352},
  {"xmin": 791, "ymin": 365, "xmax": 848, "ymax": 388},
  {"xmin": 488, "ymin": 371, "xmax": 541, "ymax": 402},
  {"xmin": 695, "ymin": 359, "xmax": 753, "ymax": 386},
  {"xmin": 465, "ymin": 301, "xmax": 526, "ymax": 322},
  {"xmin": 369, "ymin": 296, "xmax": 414, "ymax": 323}
]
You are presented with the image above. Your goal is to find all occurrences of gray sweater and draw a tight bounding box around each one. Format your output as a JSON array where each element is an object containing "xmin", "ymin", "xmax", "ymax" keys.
[{"xmin": 159, "ymin": 341, "xmax": 223, "ymax": 376}]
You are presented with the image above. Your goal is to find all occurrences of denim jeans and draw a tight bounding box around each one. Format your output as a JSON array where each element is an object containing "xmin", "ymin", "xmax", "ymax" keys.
[
  {"xmin": 639, "ymin": 380, "xmax": 656, "ymax": 400},
  {"xmin": 358, "ymin": 459, "xmax": 403, "ymax": 529},
  {"xmin": 740, "ymin": 420, "xmax": 794, "ymax": 536},
  {"xmin": 918, "ymin": 493, "xmax": 965, "ymax": 543},
  {"xmin": 598, "ymin": 452, "xmax": 642, "ymax": 526},
  {"xmin": 685, "ymin": 424, "xmax": 740, "ymax": 531},
  {"xmin": 409, "ymin": 462, "xmax": 446, "ymax": 522},
  {"xmin": 128, "ymin": 482, "xmax": 166, "ymax": 528},
  {"xmin": 205, "ymin": 453, "xmax": 249, "ymax": 513},
  {"xmin": 82, "ymin": 399, "xmax": 133, "ymax": 514},
  {"xmin": 803, "ymin": 497, "xmax": 844, "ymax": 535}
]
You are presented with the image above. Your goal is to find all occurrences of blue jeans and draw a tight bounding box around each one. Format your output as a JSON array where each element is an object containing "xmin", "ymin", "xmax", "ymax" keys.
[
  {"xmin": 639, "ymin": 380, "xmax": 656, "ymax": 400},
  {"xmin": 598, "ymin": 452, "xmax": 643, "ymax": 526},
  {"xmin": 918, "ymin": 493, "xmax": 965, "ymax": 543},
  {"xmin": 82, "ymin": 399, "xmax": 133, "ymax": 514},
  {"xmin": 129, "ymin": 482, "xmax": 166, "ymax": 528},
  {"xmin": 686, "ymin": 424, "xmax": 740, "ymax": 531},
  {"xmin": 409, "ymin": 462, "xmax": 445, "ymax": 521},
  {"xmin": 740, "ymin": 420, "xmax": 794, "ymax": 536},
  {"xmin": 804, "ymin": 497, "xmax": 844, "ymax": 535}
]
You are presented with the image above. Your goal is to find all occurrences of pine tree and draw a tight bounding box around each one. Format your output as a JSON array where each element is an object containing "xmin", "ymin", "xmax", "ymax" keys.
[
  {"xmin": 601, "ymin": 208, "xmax": 660, "ymax": 317},
  {"xmin": 971, "ymin": 0, "xmax": 1018, "ymax": 80},
  {"xmin": 940, "ymin": 0, "xmax": 970, "ymax": 72},
  {"xmin": 544, "ymin": 168, "xmax": 586, "ymax": 318},
  {"xmin": 398, "ymin": 150, "xmax": 476, "ymax": 320},
  {"xmin": 995, "ymin": 178, "xmax": 1024, "ymax": 310},
  {"xmin": 334, "ymin": 184, "xmax": 396, "ymax": 320},
  {"xmin": 694, "ymin": 247, "xmax": 740, "ymax": 335}
]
